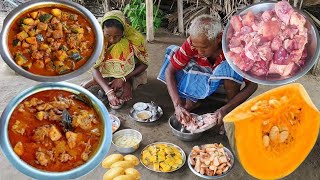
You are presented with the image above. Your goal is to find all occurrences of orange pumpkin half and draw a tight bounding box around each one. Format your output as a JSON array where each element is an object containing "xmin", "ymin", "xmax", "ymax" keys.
[{"xmin": 223, "ymin": 83, "xmax": 320, "ymax": 179}]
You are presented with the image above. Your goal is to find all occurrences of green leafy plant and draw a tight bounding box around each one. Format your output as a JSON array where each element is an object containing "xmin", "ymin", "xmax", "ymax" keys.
[{"xmin": 124, "ymin": 0, "xmax": 163, "ymax": 33}]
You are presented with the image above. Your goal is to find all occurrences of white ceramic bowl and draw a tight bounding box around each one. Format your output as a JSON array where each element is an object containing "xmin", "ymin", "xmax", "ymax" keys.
[{"xmin": 133, "ymin": 102, "xmax": 148, "ymax": 111}]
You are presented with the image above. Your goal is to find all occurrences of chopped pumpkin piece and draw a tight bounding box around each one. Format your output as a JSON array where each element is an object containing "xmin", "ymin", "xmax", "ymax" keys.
[
  {"xmin": 28, "ymin": 30, "xmax": 38, "ymax": 37},
  {"xmin": 22, "ymin": 61, "xmax": 32, "ymax": 70},
  {"xmin": 34, "ymin": 19, "xmax": 40, "ymax": 26},
  {"xmin": 56, "ymin": 50, "xmax": 68, "ymax": 61},
  {"xmin": 51, "ymin": 8, "xmax": 62, "ymax": 17},
  {"xmin": 14, "ymin": 142, "xmax": 24, "ymax": 156},
  {"xmin": 71, "ymin": 27, "xmax": 84, "ymax": 34},
  {"xmin": 25, "ymin": 37, "xmax": 37, "ymax": 45},
  {"xmin": 21, "ymin": 24, "xmax": 33, "ymax": 32},
  {"xmin": 53, "ymin": 60, "xmax": 64, "ymax": 67},
  {"xmin": 37, "ymin": 22, "xmax": 48, "ymax": 31},
  {"xmin": 21, "ymin": 41, "xmax": 30, "ymax": 48},
  {"xmin": 16, "ymin": 31, "xmax": 29, "ymax": 41},
  {"xmin": 35, "ymin": 111, "xmax": 47, "ymax": 121},
  {"xmin": 15, "ymin": 52, "xmax": 27, "ymax": 66},
  {"xmin": 39, "ymin": 44, "xmax": 49, "ymax": 50},
  {"xmin": 52, "ymin": 30, "xmax": 63, "ymax": 39},
  {"xmin": 23, "ymin": 18, "xmax": 35, "ymax": 25},
  {"xmin": 33, "ymin": 60, "xmax": 45, "ymax": 69},
  {"xmin": 56, "ymin": 65, "xmax": 70, "ymax": 75},
  {"xmin": 30, "ymin": 11, "xmax": 38, "ymax": 19}
]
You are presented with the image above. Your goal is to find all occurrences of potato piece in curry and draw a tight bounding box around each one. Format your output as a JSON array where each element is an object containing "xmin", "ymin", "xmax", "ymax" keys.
[
  {"xmin": 8, "ymin": 90, "xmax": 103, "ymax": 172},
  {"xmin": 8, "ymin": 7, "xmax": 95, "ymax": 76}
]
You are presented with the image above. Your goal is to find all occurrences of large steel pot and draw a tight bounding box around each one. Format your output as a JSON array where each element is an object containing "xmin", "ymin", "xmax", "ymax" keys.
[
  {"xmin": 0, "ymin": 82, "xmax": 112, "ymax": 179},
  {"xmin": 0, "ymin": 0, "xmax": 103, "ymax": 82},
  {"xmin": 222, "ymin": 1, "xmax": 320, "ymax": 85}
]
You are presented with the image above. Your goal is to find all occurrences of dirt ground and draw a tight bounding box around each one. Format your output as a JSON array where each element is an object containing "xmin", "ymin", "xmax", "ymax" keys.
[{"xmin": 0, "ymin": 27, "xmax": 319, "ymax": 180}]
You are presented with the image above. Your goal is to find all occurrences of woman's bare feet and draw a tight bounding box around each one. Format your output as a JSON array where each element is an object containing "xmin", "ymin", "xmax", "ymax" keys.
[
  {"xmin": 81, "ymin": 78, "xmax": 97, "ymax": 89},
  {"xmin": 120, "ymin": 82, "xmax": 133, "ymax": 102}
]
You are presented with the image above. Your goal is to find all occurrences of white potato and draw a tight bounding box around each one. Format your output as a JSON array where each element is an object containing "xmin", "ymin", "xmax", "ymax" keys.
[
  {"xmin": 103, "ymin": 167, "xmax": 125, "ymax": 180},
  {"xmin": 102, "ymin": 154, "xmax": 124, "ymax": 168},
  {"xmin": 125, "ymin": 168, "xmax": 140, "ymax": 180},
  {"xmin": 124, "ymin": 155, "xmax": 139, "ymax": 166},
  {"xmin": 110, "ymin": 161, "xmax": 134, "ymax": 169}
]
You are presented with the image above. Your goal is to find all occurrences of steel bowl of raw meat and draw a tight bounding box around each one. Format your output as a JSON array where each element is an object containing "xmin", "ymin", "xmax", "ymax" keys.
[
  {"xmin": 222, "ymin": 0, "xmax": 320, "ymax": 85},
  {"xmin": 168, "ymin": 113, "xmax": 218, "ymax": 141}
]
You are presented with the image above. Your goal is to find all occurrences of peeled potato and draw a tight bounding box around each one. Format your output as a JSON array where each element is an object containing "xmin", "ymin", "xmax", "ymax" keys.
[
  {"xmin": 125, "ymin": 168, "xmax": 140, "ymax": 180},
  {"xmin": 103, "ymin": 167, "xmax": 125, "ymax": 180},
  {"xmin": 124, "ymin": 155, "xmax": 139, "ymax": 166},
  {"xmin": 113, "ymin": 175, "xmax": 135, "ymax": 180},
  {"xmin": 110, "ymin": 161, "xmax": 134, "ymax": 169},
  {"xmin": 102, "ymin": 154, "xmax": 124, "ymax": 168}
]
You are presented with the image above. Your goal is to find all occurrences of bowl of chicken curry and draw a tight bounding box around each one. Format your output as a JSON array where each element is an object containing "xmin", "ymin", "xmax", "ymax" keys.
[
  {"xmin": 0, "ymin": 82, "xmax": 112, "ymax": 179},
  {"xmin": 0, "ymin": 0, "xmax": 103, "ymax": 82}
]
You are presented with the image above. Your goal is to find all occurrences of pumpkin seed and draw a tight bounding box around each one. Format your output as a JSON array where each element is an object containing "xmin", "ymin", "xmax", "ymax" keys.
[
  {"xmin": 269, "ymin": 126, "xmax": 280, "ymax": 142},
  {"xmin": 262, "ymin": 135, "xmax": 270, "ymax": 147},
  {"xmin": 279, "ymin": 131, "xmax": 289, "ymax": 143},
  {"xmin": 279, "ymin": 126, "xmax": 289, "ymax": 131},
  {"xmin": 262, "ymin": 120, "xmax": 269, "ymax": 126},
  {"xmin": 269, "ymin": 99, "xmax": 281, "ymax": 108}
]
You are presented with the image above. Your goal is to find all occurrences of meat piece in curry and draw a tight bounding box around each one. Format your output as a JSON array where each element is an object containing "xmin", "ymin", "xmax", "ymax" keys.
[
  {"xmin": 8, "ymin": 90, "xmax": 103, "ymax": 172},
  {"xmin": 8, "ymin": 7, "xmax": 95, "ymax": 76}
]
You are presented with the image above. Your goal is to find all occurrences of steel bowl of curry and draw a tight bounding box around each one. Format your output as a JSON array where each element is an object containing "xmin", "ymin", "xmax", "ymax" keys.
[
  {"xmin": 0, "ymin": 82, "xmax": 112, "ymax": 179},
  {"xmin": 0, "ymin": 0, "xmax": 103, "ymax": 82}
]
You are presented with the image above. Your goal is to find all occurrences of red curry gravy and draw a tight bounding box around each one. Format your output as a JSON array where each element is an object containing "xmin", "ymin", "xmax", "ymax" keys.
[
  {"xmin": 8, "ymin": 90, "xmax": 103, "ymax": 172},
  {"xmin": 8, "ymin": 6, "xmax": 95, "ymax": 76}
]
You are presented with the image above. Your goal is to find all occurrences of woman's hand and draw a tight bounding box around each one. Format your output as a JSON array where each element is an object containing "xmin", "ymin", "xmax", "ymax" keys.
[
  {"xmin": 110, "ymin": 78, "xmax": 125, "ymax": 91},
  {"xmin": 214, "ymin": 107, "xmax": 227, "ymax": 125},
  {"xmin": 175, "ymin": 105, "xmax": 192, "ymax": 126},
  {"xmin": 107, "ymin": 91, "xmax": 121, "ymax": 106}
]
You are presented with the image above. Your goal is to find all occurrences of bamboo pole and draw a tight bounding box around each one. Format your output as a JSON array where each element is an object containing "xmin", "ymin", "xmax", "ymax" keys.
[
  {"xmin": 178, "ymin": 0, "xmax": 184, "ymax": 34},
  {"xmin": 146, "ymin": 0, "xmax": 154, "ymax": 41}
]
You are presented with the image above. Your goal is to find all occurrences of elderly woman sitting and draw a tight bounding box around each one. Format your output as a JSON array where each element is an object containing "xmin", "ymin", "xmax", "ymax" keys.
[
  {"xmin": 82, "ymin": 10, "xmax": 148, "ymax": 109},
  {"xmin": 158, "ymin": 14, "xmax": 258, "ymax": 132}
]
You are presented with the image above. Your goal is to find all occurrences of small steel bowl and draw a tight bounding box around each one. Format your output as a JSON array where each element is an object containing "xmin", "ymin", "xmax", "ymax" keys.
[
  {"xmin": 188, "ymin": 147, "xmax": 235, "ymax": 179},
  {"xmin": 0, "ymin": 82, "xmax": 112, "ymax": 179},
  {"xmin": 222, "ymin": 1, "xmax": 320, "ymax": 85},
  {"xmin": 0, "ymin": 0, "xmax": 103, "ymax": 82},
  {"xmin": 112, "ymin": 129, "xmax": 142, "ymax": 154},
  {"xmin": 168, "ymin": 114, "xmax": 203, "ymax": 142}
]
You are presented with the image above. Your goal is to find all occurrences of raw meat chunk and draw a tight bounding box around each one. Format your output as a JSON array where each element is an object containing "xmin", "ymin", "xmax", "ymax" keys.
[{"xmin": 275, "ymin": 0, "xmax": 293, "ymax": 24}]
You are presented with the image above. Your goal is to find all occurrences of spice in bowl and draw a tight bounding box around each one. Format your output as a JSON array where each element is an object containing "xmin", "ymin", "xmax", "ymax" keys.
[
  {"xmin": 136, "ymin": 110, "xmax": 152, "ymax": 120},
  {"xmin": 114, "ymin": 134, "xmax": 141, "ymax": 148},
  {"xmin": 112, "ymin": 129, "xmax": 142, "ymax": 153}
]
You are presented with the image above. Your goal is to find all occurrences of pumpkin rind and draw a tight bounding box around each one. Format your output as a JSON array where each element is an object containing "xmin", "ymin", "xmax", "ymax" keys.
[{"xmin": 223, "ymin": 83, "xmax": 320, "ymax": 179}]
